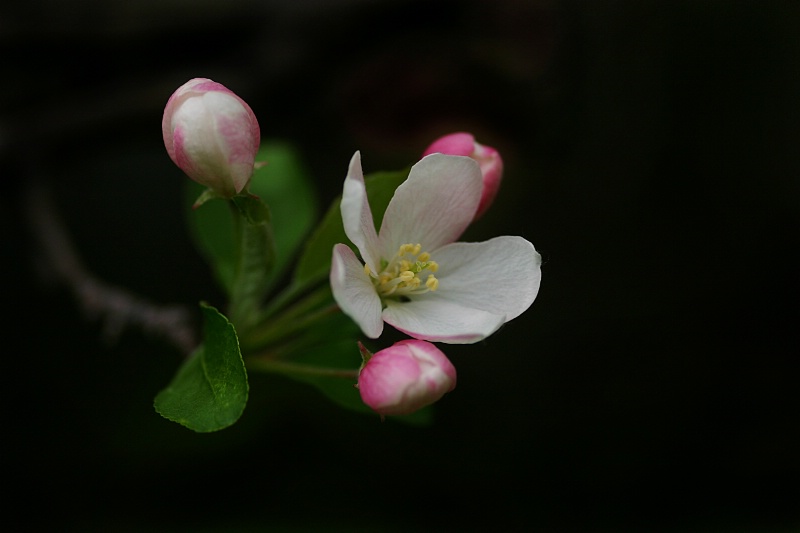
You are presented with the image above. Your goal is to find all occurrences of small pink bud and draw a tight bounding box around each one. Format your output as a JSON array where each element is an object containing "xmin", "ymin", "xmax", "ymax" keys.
[
  {"xmin": 422, "ymin": 132, "xmax": 503, "ymax": 219},
  {"xmin": 358, "ymin": 339, "xmax": 457, "ymax": 416},
  {"xmin": 162, "ymin": 78, "xmax": 260, "ymax": 198}
]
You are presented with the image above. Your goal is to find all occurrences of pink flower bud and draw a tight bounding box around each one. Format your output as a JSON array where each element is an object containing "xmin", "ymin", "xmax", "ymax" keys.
[
  {"xmin": 358, "ymin": 340, "xmax": 457, "ymax": 416},
  {"xmin": 162, "ymin": 78, "xmax": 260, "ymax": 197},
  {"xmin": 422, "ymin": 132, "xmax": 503, "ymax": 219}
]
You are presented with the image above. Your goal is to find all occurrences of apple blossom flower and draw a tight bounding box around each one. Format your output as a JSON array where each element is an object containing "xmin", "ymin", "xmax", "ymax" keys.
[
  {"xmin": 358, "ymin": 340, "xmax": 456, "ymax": 416},
  {"xmin": 422, "ymin": 132, "xmax": 503, "ymax": 219},
  {"xmin": 162, "ymin": 78, "xmax": 260, "ymax": 198},
  {"xmin": 330, "ymin": 151, "xmax": 541, "ymax": 344}
]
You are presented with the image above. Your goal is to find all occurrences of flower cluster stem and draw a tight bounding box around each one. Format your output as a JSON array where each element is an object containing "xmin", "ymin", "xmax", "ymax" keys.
[
  {"xmin": 243, "ymin": 300, "xmax": 339, "ymax": 352},
  {"xmin": 247, "ymin": 357, "xmax": 358, "ymax": 379}
]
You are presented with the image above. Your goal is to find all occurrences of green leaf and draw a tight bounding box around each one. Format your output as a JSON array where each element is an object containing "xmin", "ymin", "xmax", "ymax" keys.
[
  {"xmin": 249, "ymin": 142, "xmax": 318, "ymax": 281},
  {"xmin": 184, "ymin": 140, "xmax": 318, "ymax": 295},
  {"xmin": 154, "ymin": 303, "xmax": 249, "ymax": 432},
  {"xmin": 288, "ymin": 338, "xmax": 434, "ymax": 425},
  {"xmin": 248, "ymin": 310, "xmax": 432, "ymax": 425},
  {"xmin": 184, "ymin": 184, "xmax": 236, "ymax": 292},
  {"xmin": 291, "ymin": 199, "xmax": 346, "ymax": 287},
  {"xmin": 293, "ymin": 168, "xmax": 409, "ymax": 287},
  {"xmin": 270, "ymin": 338, "xmax": 366, "ymax": 412},
  {"xmin": 227, "ymin": 194, "xmax": 276, "ymax": 332},
  {"xmin": 363, "ymin": 169, "xmax": 413, "ymax": 226}
]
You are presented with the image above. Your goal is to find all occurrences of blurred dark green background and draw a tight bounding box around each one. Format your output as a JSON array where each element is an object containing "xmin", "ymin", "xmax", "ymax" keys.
[{"xmin": 3, "ymin": 1, "xmax": 798, "ymax": 531}]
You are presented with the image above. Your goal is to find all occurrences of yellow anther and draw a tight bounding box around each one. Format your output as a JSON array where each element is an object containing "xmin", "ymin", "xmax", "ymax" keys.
[
  {"xmin": 372, "ymin": 243, "xmax": 440, "ymax": 297},
  {"xmin": 426, "ymin": 275, "xmax": 439, "ymax": 291},
  {"xmin": 364, "ymin": 263, "xmax": 371, "ymax": 276}
]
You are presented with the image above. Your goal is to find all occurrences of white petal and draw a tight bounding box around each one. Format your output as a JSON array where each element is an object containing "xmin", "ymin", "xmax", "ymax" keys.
[
  {"xmin": 340, "ymin": 151, "xmax": 381, "ymax": 271},
  {"xmin": 379, "ymin": 154, "xmax": 482, "ymax": 257},
  {"xmin": 432, "ymin": 236, "xmax": 542, "ymax": 321},
  {"xmin": 330, "ymin": 243, "xmax": 383, "ymax": 339},
  {"xmin": 382, "ymin": 299, "xmax": 506, "ymax": 344}
]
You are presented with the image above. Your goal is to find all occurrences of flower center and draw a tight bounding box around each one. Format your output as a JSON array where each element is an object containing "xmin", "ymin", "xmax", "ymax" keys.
[{"xmin": 364, "ymin": 243, "xmax": 439, "ymax": 298}]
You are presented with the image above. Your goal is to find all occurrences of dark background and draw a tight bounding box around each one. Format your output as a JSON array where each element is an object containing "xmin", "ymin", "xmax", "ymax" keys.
[{"xmin": 3, "ymin": 1, "xmax": 799, "ymax": 531}]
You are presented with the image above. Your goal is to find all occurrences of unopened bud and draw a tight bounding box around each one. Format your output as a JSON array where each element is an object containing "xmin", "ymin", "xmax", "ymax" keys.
[
  {"xmin": 422, "ymin": 132, "xmax": 503, "ymax": 219},
  {"xmin": 162, "ymin": 78, "xmax": 260, "ymax": 198},
  {"xmin": 358, "ymin": 340, "xmax": 456, "ymax": 416}
]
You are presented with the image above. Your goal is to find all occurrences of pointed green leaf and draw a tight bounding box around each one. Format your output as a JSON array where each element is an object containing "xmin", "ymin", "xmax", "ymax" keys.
[
  {"xmin": 227, "ymin": 194, "xmax": 275, "ymax": 332},
  {"xmin": 363, "ymin": 168, "xmax": 413, "ymax": 226},
  {"xmin": 291, "ymin": 199, "xmax": 345, "ymax": 287},
  {"xmin": 154, "ymin": 304, "xmax": 248, "ymax": 432},
  {"xmin": 248, "ymin": 141, "xmax": 318, "ymax": 280}
]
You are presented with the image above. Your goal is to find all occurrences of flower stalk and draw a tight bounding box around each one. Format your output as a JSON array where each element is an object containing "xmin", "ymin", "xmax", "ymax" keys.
[{"xmin": 247, "ymin": 357, "xmax": 358, "ymax": 379}]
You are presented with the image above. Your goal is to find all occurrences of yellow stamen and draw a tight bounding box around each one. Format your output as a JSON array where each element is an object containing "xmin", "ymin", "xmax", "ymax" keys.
[
  {"xmin": 371, "ymin": 242, "xmax": 441, "ymax": 298},
  {"xmin": 426, "ymin": 275, "xmax": 439, "ymax": 291}
]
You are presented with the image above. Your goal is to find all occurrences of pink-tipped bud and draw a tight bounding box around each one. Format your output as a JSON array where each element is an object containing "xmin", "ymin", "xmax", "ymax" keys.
[
  {"xmin": 422, "ymin": 132, "xmax": 503, "ymax": 219},
  {"xmin": 358, "ymin": 340, "xmax": 457, "ymax": 416},
  {"xmin": 162, "ymin": 78, "xmax": 260, "ymax": 198}
]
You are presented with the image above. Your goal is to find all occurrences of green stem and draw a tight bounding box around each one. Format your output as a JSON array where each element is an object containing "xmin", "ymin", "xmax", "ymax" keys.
[
  {"xmin": 255, "ymin": 271, "xmax": 327, "ymax": 323},
  {"xmin": 242, "ymin": 302, "xmax": 340, "ymax": 352},
  {"xmin": 273, "ymin": 283, "xmax": 332, "ymax": 323},
  {"xmin": 247, "ymin": 357, "xmax": 359, "ymax": 379},
  {"xmin": 241, "ymin": 283, "xmax": 336, "ymax": 351}
]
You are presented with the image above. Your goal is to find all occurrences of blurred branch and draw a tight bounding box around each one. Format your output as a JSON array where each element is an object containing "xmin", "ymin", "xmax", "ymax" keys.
[{"xmin": 24, "ymin": 178, "xmax": 198, "ymax": 356}]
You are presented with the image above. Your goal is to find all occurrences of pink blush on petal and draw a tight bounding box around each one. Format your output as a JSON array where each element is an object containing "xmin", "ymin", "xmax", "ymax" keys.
[{"xmin": 422, "ymin": 132, "xmax": 475, "ymax": 157}]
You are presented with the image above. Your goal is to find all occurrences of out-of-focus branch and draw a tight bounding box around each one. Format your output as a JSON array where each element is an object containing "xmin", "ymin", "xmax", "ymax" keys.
[{"xmin": 25, "ymin": 179, "xmax": 198, "ymax": 356}]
